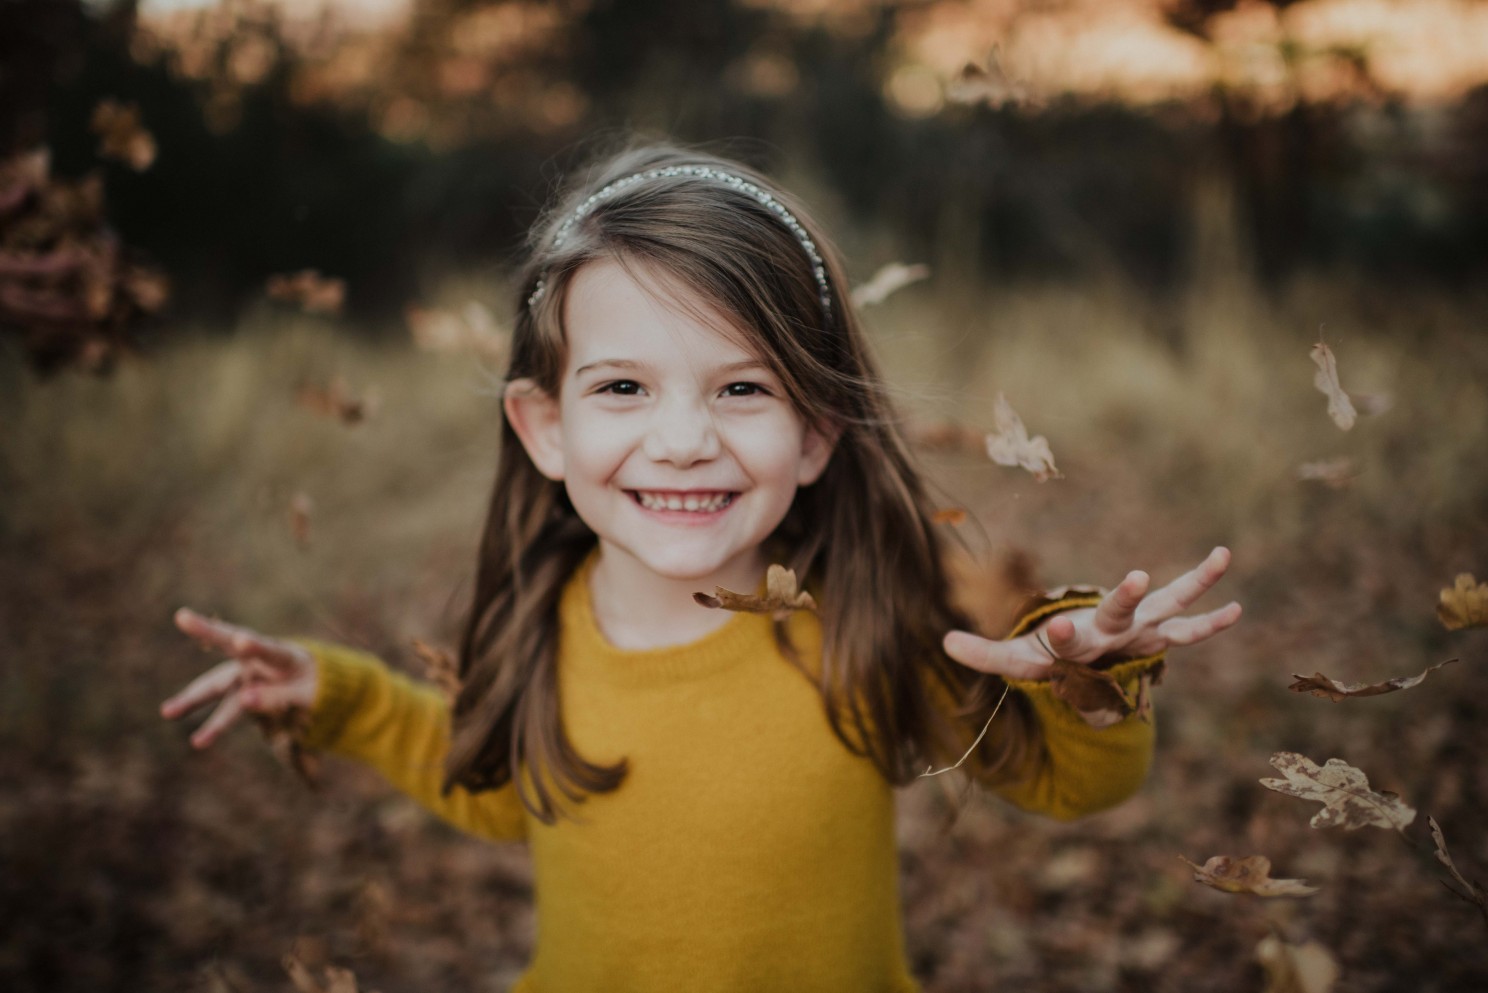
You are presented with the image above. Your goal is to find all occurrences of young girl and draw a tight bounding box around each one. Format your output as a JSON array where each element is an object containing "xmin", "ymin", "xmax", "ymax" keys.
[{"xmin": 160, "ymin": 140, "xmax": 1240, "ymax": 992}]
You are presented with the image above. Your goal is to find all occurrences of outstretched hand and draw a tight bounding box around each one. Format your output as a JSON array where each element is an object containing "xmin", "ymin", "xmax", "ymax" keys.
[
  {"xmin": 159, "ymin": 608, "xmax": 319, "ymax": 749},
  {"xmin": 943, "ymin": 546, "xmax": 1242, "ymax": 681}
]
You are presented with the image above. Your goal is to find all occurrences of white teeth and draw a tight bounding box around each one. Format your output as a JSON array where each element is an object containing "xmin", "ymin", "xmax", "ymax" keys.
[{"xmin": 635, "ymin": 491, "xmax": 733, "ymax": 512}]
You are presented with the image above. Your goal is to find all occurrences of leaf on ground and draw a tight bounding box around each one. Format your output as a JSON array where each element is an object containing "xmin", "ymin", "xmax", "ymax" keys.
[
  {"xmin": 296, "ymin": 376, "xmax": 378, "ymax": 424},
  {"xmin": 1049, "ymin": 657, "xmax": 1133, "ymax": 728},
  {"xmin": 406, "ymin": 301, "xmax": 508, "ymax": 361},
  {"xmin": 985, "ymin": 392, "xmax": 1061, "ymax": 482},
  {"xmin": 1260, "ymin": 752, "xmax": 1415, "ymax": 832},
  {"xmin": 411, "ymin": 637, "xmax": 461, "ymax": 704},
  {"xmin": 288, "ymin": 492, "xmax": 313, "ymax": 550},
  {"xmin": 1179, "ymin": 854, "xmax": 1318, "ymax": 897},
  {"xmin": 268, "ymin": 269, "xmax": 346, "ymax": 315},
  {"xmin": 1296, "ymin": 457, "xmax": 1358, "ymax": 488},
  {"xmin": 694, "ymin": 564, "xmax": 816, "ymax": 621},
  {"xmin": 1256, "ymin": 933, "xmax": 1340, "ymax": 993},
  {"xmin": 931, "ymin": 507, "xmax": 967, "ymax": 526},
  {"xmin": 1310, "ymin": 340, "xmax": 1357, "ymax": 431},
  {"xmin": 91, "ymin": 99, "xmax": 157, "ymax": 171},
  {"xmin": 1428, "ymin": 816, "xmax": 1488, "ymax": 926},
  {"xmin": 1438, "ymin": 573, "xmax": 1488, "ymax": 631},
  {"xmin": 1289, "ymin": 659, "xmax": 1456, "ymax": 702},
  {"xmin": 850, "ymin": 262, "xmax": 930, "ymax": 307},
  {"xmin": 284, "ymin": 952, "xmax": 364, "ymax": 993}
]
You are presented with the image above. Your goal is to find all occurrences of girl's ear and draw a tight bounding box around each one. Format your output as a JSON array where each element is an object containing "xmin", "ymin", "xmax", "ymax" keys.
[
  {"xmin": 797, "ymin": 420, "xmax": 841, "ymax": 486},
  {"xmin": 504, "ymin": 378, "xmax": 565, "ymax": 481}
]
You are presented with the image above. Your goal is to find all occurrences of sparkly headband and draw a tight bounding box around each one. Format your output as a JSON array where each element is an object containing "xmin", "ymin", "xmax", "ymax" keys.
[{"xmin": 525, "ymin": 164, "xmax": 832, "ymax": 317}]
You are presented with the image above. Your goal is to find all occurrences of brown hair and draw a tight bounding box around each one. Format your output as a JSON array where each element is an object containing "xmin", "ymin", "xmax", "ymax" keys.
[{"xmin": 445, "ymin": 136, "xmax": 1038, "ymax": 822}]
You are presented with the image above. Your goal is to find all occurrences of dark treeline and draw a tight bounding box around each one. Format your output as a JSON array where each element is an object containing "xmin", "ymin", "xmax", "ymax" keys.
[{"xmin": 14, "ymin": 0, "xmax": 1488, "ymax": 327}]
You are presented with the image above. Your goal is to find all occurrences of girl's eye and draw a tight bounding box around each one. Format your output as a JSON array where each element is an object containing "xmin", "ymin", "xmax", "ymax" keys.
[
  {"xmin": 599, "ymin": 380, "xmax": 643, "ymax": 396},
  {"xmin": 722, "ymin": 382, "xmax": 768, "ymax": 397}
]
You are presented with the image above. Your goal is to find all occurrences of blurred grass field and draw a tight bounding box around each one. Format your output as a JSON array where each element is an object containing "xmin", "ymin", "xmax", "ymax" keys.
[{"xmin": 3, "ymin": 257, "xmax": 1488, "ymax": 991}]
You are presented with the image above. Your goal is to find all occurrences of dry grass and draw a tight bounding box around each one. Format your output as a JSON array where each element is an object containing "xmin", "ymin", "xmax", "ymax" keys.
[{"xmin": 4, "ymin": 267, "xmax": 1488, "ymax": 991}]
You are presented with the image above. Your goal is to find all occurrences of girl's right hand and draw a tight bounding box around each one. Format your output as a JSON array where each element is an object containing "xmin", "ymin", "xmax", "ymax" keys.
[{"xmin": 160, "ymin": 608, "xmax": 319, "ymax": 749}]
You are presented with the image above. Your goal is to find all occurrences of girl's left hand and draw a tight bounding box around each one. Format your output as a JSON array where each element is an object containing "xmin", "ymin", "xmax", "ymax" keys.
[{"xmin": 943, "ymin": 546, "xmax": 1242, "ymax": 681}]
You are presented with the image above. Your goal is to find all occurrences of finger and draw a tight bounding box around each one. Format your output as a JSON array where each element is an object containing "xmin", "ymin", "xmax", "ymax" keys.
[
  {"xmin": 175, "ymin": 608, "xmax": 300, "ymax": 669},
  {"xmin": 160, "ymin": 660, "xmax": 240, "ymax": 719},
  {"xmin": 943, "ymin": 630, "xmax": 1053, "ymax": 680},
  {"xmin": 189, "ymin": 692, "xmax": 246, "ymax": 749},
  {"xmin": 1137, "ymin": 546, "xmax": 1232, "ymax": 623},
  {"xmin": 1156, "ymin": 601, "xmax": 1242, "ymax": 647},
  {"xmin": 1094, "ymin": 570, "xmax": 1149, "ymax": 634}
]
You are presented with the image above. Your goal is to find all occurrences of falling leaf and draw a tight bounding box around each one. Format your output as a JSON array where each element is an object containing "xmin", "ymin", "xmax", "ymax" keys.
[
  {"xmin": 1288, "ymin": 659, "xmax": 1455, "ymax": 702},
  {"xmin": 985, "ymin": 392, "xmax": 1061, "ymax": 481},
  {"xmin": 850, "ymin": 262, "xmax": 930, "ymax": 307},
  {"xmin": 1256, "ymin": 932, "xmax": 1339, "ymax": 993},
  {"xmin": 1260, "ymin": 752, "xmax": 1415, "ymax": 832},
  {"xmin": 1134, "ymin": 658, "xmax": 1165, "ymax": 724},
  {"xmin": 254, "ymin": 709, "xmax": 318, "ymax": 788},
  {"xmin": 1310, "ymin": 341, "xmax": 1357, "ymax": 431},
  {"xmin": 1429, "ymin": 816, "xmax": 1488, "ymax": 928},
  {"xmin": 1048, "ymin": 657, "xmax": 1133, "ymax": 728},
  {"xmin": 90, "ymin": 99, "xmax": 157, "ymax": 171},
  {"xmin": 1296, "ymin": 457, "xmax": 1358, "ymax": 488},
  {"xmin": 932, "ymin": 507, "xmax": 967, "ymax": 526},
  {"xmin": 694, "ymin": 563, "xmax": 816, "ymax": 621},
  {"xmin": 945, "ymin": 47, "xmax": 1034, "ymax": 109},
  {"xmin": 1438, "ymin": 573, "xmax": 1488, "ymax": 631},
  {"xmin": 1179, "ymin": 854, "xmax": 1318, "ymax": 897},
  {"xmin": 267, "ymin": 269, "xmax": 345, "ymax": 315},
  {"xmin": 406, "ymin": 301, "xmax": 508, "ymax": 360},
  {"xmin": 411, "ymin": 637, "xmax": 461, "ymax": 704},
  {"xmin": 296, "ymin": 376, "xmax": 377, "ymax": 424},
  {"xmin": 288, "ymin": 492, "xmax": 313, "ymax": 549},
  {"xmin": 283, "ymin": 952, "xmax": 362, "ymax": 993}
]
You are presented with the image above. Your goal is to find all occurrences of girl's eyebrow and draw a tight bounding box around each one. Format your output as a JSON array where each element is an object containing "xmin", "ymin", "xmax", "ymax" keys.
[{"xmin": 573, "ymin": 358, "xmax": 769, "ymax": 376}]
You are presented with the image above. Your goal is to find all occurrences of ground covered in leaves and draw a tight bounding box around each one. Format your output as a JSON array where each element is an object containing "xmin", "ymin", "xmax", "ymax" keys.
[{"xmin": 4, "ymin": 277, "xmax": 1488, "ymax": 992}]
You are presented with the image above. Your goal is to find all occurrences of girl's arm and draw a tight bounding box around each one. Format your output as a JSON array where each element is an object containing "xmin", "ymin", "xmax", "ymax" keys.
[{"xmin": 289, "ymin": 639, "xmax": 528, "ymax": 843}]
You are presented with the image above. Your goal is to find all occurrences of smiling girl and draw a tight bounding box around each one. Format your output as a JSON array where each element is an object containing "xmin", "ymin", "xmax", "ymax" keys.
[{"xmin": 161, "ymin": 141, "xmax": 1240, "ymax": 992}]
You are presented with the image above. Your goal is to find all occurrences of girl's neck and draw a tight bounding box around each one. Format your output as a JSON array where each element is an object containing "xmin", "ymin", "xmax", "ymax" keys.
[{"xmin": 586, "ymin": 543, "xmax": 767, "ymax": 651}]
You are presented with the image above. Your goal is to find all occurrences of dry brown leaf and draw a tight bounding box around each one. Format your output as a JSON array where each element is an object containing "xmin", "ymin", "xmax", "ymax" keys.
[
  {"xmin": 850, "ymin": 262, "xmax": 930, "ymax": 307},
  {"xmin": 296, "ymin": 376, "xmax": 377, "ymax": 424},
  {"xmin": 411, "ymin": 637, "xmax": 461, "ymax": 704},
  {"xmin": 945, "ymin": 47, "xmax": 1034, "ymax": 109},
  {"xmin": 1310, "ymin": 340, "xmax": 1357, "ymax": 431},
  {"xmin": 1256, "ymin": 932, "xmax": 1339, "ymax": 993},
  {"xmin": 406, "ymin": 301, "xmax": 508, "ymax": 360},
  {"xmin": 1048, "ymin": 657, "xmax": 1133, "ymax": 728},
  {"xmin": 1438, "ymin": 573, "xmax": 1488, "ymax": 631},
  {"xmin": 267, "ymin": 269, "xmax": 346, "ymax": 315},
  {"xmin": 1429, "ymin": 816, "xmax": 1488, "ymax": 928},
  {"xmin": 283, "ymin": 952, "xmax": 363, "ymax": 993},
  {"xmin": 1260, "ymin": 752, "xmax": 1415, "ymax": 832},
  {"xmin": 1288, "ymin": 659, "xmax": 1455, "ymax": 702},
  {"xmin": 90, "ymin": 99, "xmax": 157, "ymax": 171},
  {"xmin": 931, "ymin": 507, "xmax": 968, "ymax": 526},
  {"xmin": 255, "ymin": 709, "xmax": 318, "ymax": 788},
  {"xmin": 1179, "ymin": 854, "xmax": 1318, "ymax": 897},
  {"xmin": 1296, "ymin": 457, "xmax": 1358, "ymax": 488},
  {"xmin": 985, "ymin": 392, "xmax": 1061, "ymax": 481},
  {"xmin": 694, "ymin": 564, "xmax": 816, "ymax": 621},
  {"xmin": 1134, "ymin": 658, "xmax": 1165, "ymax": 724},
  {"xmin": 288, "ymin": 492, "xmax": 313, "ymax": 550}
]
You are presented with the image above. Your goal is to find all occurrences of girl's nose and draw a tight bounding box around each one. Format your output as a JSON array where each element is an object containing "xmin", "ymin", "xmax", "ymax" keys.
[{"xmin": 642, "ymin": 402, "xmax": 722, "ymax": 466}]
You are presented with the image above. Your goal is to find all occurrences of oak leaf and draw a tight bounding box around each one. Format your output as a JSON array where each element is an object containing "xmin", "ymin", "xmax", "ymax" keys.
[
  {"xmin": 1256, "ymin": 933, "xmax": 1339, "ymax": 993},
  {"xmin": 1438, "ymin": 573, "xmax": 1488, "ymax": 630},
  {"xmin": 1260, "ymin": 752, "xmax": 1415, "ymax": 832},
  {"xmin": 1179, "ymin": 854, "xmax": 1318, "ymax": 897},
  {"xmin": 985, "ymin": 392, "xmax": 1061, "ymax": 481},
  {"xmin": 284, "ymin": 952, "xmax": 364, "ymax": 993},
  {"xmin": 255, "ymin": 709, "xmax": 319, "ymax": 788},
  {"xmin": 1048, "ymin": 657, "xmax": 1133, "ymax": 728},
  {"xmin": 1134, "ymin": 658, "xmax": 1165, "ymax": 724},
  {"xmin": 1429, "ymin": 816, "xmax": 1488, "ymax": 927},
  {"xmin": 1310, "ymin": 341, "xmax": 1357, "ymax": 431},
  {"xmin": 1288, "ymin": 659, "xmax": 1455, "ymax": 702},
  {"xmin": 694, "ymin": 564, "xmax": 816, "ymax": 621},
  {"xmin": 850, "ymin": 262, "xmax": 930, "ymax": 307}
]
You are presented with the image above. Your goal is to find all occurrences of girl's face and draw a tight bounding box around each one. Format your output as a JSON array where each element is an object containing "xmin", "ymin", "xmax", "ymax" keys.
[{"xmin": 506, "ymin": 257, "xmax": 835, "ymax": 584}]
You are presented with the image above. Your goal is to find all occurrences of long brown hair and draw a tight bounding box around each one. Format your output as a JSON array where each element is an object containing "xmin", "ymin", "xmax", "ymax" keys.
[{"xmin": 445, "ymin": 136, "xmax": 1038, "ymax": 822}]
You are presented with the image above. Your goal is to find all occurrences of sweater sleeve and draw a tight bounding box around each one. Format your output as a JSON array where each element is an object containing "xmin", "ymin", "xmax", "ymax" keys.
[
  {"xmin": 288, "ymin": 638, "xmax": 527, "ymax": 843},
  {"xmin": 985, "ymin": 594, "xmax": 1164, "ymax": 822}
]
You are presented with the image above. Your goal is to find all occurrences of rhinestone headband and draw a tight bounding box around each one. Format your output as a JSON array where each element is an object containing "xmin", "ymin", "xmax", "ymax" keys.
[{"xmin": 526, "ymin": 164, "xmax": 832, "ymax": 317}]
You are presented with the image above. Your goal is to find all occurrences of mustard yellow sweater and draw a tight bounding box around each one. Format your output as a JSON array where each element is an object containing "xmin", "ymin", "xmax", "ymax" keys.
[{"xmin": 295, "ymin": 556, "xmax": 1161, "ymax": 993}]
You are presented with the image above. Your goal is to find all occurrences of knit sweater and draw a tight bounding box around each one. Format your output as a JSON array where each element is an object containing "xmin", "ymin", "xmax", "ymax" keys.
[{"xmin": 294, "ymin": 555, "xmax": 1162, "ymax": 993}]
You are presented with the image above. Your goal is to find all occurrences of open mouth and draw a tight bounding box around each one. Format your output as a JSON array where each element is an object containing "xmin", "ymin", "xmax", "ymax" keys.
[{"xmin": 628, "ymin": 490, "xmax": 737, "ymax": 513}]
